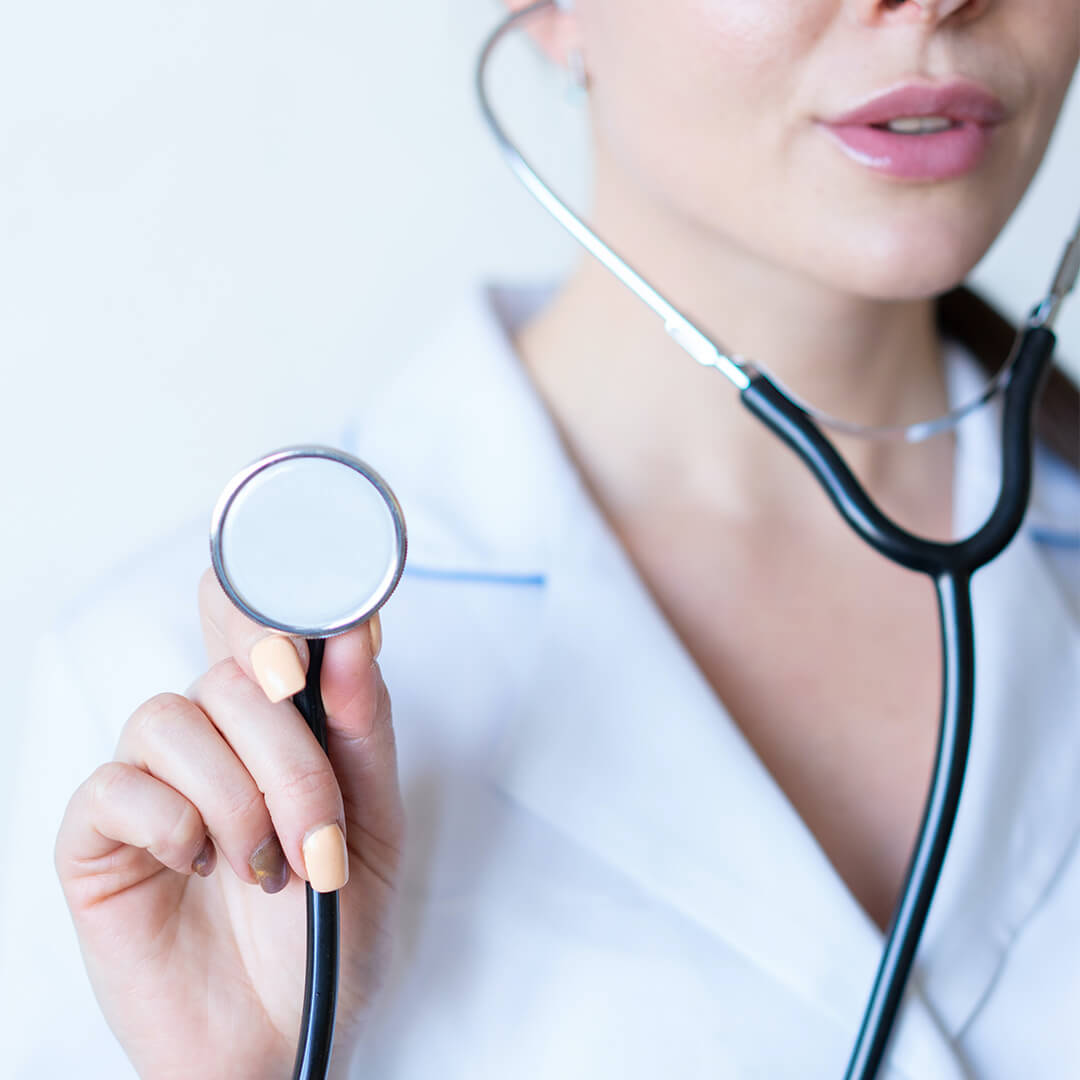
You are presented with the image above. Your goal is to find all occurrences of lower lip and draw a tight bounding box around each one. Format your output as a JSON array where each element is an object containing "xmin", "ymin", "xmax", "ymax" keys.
[{"xmin": 817, "ymin": 121, "xmax": 998, "ymax": 180}]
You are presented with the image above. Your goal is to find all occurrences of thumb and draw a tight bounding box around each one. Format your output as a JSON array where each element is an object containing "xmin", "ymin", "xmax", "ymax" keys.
[{"xmin": 316, "ymin": 614, "xmax": 404, "ymax": 881}]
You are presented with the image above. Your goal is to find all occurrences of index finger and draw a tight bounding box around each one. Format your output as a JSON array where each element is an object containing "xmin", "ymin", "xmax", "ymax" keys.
[{"xmin": 198, "ymin": 567, "xmax": 311, "ymax": 703}]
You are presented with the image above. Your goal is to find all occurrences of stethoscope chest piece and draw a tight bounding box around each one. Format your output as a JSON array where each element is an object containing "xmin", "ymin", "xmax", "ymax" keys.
[{"xmin": 210, "ymin": 444, "xmax": 407, "ymax": 639}]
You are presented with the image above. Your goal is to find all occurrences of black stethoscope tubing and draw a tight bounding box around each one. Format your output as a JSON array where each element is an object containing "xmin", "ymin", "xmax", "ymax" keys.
[
  {"xmin": 290, "ymin": 637, "xmax": 338, "ymax": 1080},
  {"xmin": 744, "ymin": 324, "xmax": 1055, "ymax": 1077}
]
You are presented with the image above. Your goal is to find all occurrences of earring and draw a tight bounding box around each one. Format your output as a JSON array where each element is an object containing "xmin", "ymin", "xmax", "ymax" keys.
[{"xmin": 566, "ymin": 47, "xmax": 590, "ymax": 101}]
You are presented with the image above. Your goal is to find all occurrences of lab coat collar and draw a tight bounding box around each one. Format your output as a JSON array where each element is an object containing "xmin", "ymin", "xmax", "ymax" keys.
[
  {"xmin": 918, "ymin": 346, "xmax": 1080, "ymax": 1031},
  {"xmin": 366, "ymin": 277, "xmax": 1080, "ymax": 1077}
]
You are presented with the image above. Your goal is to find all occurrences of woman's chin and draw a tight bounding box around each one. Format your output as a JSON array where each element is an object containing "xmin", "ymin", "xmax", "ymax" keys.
[{"xmin": 814, "ymin": 220, "xmax": 1001, "ymax": 303}]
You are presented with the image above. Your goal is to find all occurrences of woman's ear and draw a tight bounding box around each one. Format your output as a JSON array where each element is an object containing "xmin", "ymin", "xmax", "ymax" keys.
[{"xmin": 500, "ymin": 0, "xmax": 581, "ymax": 68}]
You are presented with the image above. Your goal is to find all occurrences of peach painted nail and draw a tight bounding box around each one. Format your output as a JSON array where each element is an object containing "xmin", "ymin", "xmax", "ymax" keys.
[
  {"xmin": 250, "ymin": 635, "xmax": 306, "ymax": 703},
  {"xmin": 303, "ymin": 824, "xmax": 349, "ymax": 893},
  {"xmin": 368, "ymin": 612, "xmax": 382, "ymax": 660}
]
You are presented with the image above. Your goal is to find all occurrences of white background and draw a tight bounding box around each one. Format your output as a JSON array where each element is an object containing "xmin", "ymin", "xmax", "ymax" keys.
[{"xmin": 1, "ymin": 0, "xmax": 1077, "ymax": 822}]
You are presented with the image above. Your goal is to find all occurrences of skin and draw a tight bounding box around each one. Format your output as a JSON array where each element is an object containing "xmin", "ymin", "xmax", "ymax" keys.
[{"xmin": 53, "ymin": 1, "xmax": 1079, "ymax": 1076}]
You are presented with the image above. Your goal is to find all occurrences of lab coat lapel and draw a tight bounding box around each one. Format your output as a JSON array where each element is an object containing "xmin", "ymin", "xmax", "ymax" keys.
[{"xmin": 913, "ymin": 350, "xmax": 1080, "ymax": 1034}]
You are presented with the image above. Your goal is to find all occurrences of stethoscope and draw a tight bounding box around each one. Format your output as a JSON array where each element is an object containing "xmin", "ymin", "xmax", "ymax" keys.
[
  {"xmin": 476, "ymin": 2, "xmax": 1080, "ymax": 1078},
  {"xmin": 204, "ymin": 3, "xmax": 1078, "ymax": 1078}
]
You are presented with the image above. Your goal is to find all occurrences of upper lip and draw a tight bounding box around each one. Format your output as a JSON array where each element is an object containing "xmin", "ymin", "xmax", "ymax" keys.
[{"xmin": 823, "ymin": 79, "xmax": 1007, "ymax": 127}]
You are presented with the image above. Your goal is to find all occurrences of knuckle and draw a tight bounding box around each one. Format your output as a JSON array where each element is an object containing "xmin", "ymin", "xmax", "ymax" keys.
[
  {"xmin": 372, "ymin": 681, "xmax": 397, "ymax": 762},
  {"xmin": 218, "ymin": 783, "xmax": 267, "ymax": 830},
  {"xmin": 364, "ymin": 672, "xmax": 396, "ymax": 751},
  {"xmin": 202, "ymin": 655, "xmax": 251, "ymax": 694},
  {"xmin": 128, "ymin": 692, "xmax": 196, "ymax": 746},
  {"xmin": 336, "ymin": 667, "xmax": 392, "ymax": 746},
  {"xmin": 87, "ymin": 760, "xmax": 134, "ymax": 807},
  {"xmin": 274, "ymin": 761, "xmax": 340, "ymax": 808},
  {"xmin": 154, "ymin": 801, "xmax": 204, "ymax": 869},
  {"xmin": 374, "ymin": 672, "xmax": 394, "ymax": 725}
]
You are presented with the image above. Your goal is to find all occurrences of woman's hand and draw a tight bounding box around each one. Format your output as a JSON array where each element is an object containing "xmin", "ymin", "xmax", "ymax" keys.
[{"xmin": 54, "ymin": 568, "xmax": 404, "ymax": 1080}]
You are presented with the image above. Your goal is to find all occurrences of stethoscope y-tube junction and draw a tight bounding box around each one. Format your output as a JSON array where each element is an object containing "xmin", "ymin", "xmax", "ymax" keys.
[
  {"xmin": 742, "ymin": 322, "xmax": 1058, "ymax": 1080},
  {"xmin": 289, "ymin": 638, "xmax": 340, "ymax": 1080}
]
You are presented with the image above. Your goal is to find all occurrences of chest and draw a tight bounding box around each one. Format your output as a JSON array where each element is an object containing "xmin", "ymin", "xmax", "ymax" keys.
[{"xmin": 616, "ymin": 514, "xmax": 945, "ymax": 932}]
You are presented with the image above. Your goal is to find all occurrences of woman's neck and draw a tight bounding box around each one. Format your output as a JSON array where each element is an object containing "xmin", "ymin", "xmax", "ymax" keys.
[{"xmin": 512, "ymin": 152, "xmax": 957, "ymax": 542}]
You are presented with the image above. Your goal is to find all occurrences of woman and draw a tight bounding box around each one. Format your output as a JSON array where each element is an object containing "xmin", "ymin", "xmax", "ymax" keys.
[{"xmin": 36, "ymin": 0, "xmax": 1080, "ymax": 1076}]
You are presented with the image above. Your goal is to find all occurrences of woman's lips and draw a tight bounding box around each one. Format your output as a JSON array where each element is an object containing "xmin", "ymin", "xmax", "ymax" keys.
[
  {"xmin": 817, "ymin": 79, "xmax": 1007, "ymax": 181},
  {"xmin": 817, "ymin": 121, "xmax": 999, "ymax": 180}
]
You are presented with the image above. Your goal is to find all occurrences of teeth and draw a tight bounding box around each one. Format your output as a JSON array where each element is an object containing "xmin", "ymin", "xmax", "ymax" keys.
[{"xmin": 883, "ymin": 116, "xmax": 956, "ymax": 135}]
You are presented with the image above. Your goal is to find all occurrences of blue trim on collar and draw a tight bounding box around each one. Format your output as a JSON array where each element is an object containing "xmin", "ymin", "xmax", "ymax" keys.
[
  {"xmin": 403, "ymin": 564, "xmax": 548, "ymax": 587},
  {"xmin": 1029, "ymin": 528, "xmax": 1080, "ymax": 551}
]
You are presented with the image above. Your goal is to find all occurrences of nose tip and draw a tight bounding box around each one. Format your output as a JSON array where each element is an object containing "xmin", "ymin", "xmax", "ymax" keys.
[
  {"xmin": 911, "ymin": 0, "xmax": 976, "ymax": 18},
  {"xmin": 876, "ymin": 0, "xmax": 980, "ymax": 21}
]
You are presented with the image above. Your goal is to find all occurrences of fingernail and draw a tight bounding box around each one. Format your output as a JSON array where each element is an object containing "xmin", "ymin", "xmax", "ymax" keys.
[
  {"xmin": 302, "ymin": 823, "xmax": 349, "ymax": 893},
  {"xmin": 250, "ymin": 635, "xmax": 306, "ymax": 704},
  {"xmin": 368, "ymin": 612, "xmax": 382, "ymax": 660},
  {"xmin": 250, "ymin": 834, "xmax": 290, "ymax": 894},
  {"xmin": 192, "ymin": 836, "xmax": 216, "ymax": 877}
]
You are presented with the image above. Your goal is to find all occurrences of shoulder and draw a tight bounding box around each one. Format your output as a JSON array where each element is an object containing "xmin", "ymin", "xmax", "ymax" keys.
[{"xmin": 41, "ymin": 514, "xmax": 210, "ymax": 740}]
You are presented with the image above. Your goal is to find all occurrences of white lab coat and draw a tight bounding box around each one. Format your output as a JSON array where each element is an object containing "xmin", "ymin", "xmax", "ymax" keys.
[{"xmin": 3, "ymin": 277, "xmax": 1079, "ymax": 1079}]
